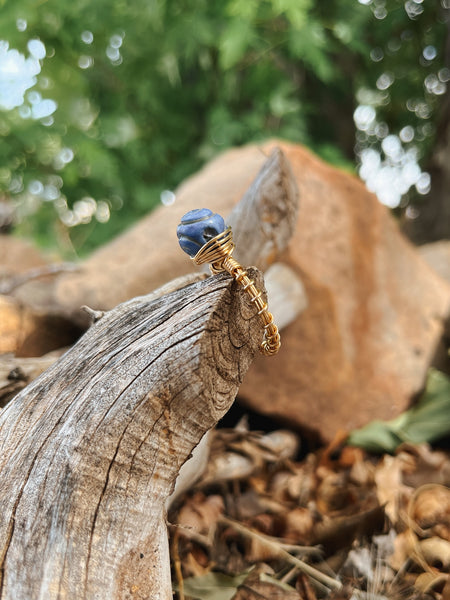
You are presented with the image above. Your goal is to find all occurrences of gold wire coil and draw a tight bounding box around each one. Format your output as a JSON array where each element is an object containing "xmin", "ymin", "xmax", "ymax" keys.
[{"xmin": 193, "ymin": 227, "xmax": 280, "ymax": 356}]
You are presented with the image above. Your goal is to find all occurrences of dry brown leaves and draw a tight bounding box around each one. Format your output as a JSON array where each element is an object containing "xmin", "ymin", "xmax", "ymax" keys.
[{"xmin": 169, "ymin": 427, "xmax": 450, "ymax": 600}]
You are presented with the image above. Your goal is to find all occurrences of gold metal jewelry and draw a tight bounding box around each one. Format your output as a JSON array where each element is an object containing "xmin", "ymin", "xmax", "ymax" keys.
[{"xmin": 192, "ymin": 227, "xmax": 281, "ymax": 356}]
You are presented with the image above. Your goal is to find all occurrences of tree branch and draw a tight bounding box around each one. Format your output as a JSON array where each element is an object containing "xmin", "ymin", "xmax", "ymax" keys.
[{"xmin": 0, "ymin": 269, "xmax": 264, "ymax": 599}]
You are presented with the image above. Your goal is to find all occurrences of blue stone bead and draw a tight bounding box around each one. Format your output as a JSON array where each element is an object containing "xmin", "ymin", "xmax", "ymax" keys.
[{"xmin": 177, "ymin": 208, "xmax": 226, "ymax": 257}]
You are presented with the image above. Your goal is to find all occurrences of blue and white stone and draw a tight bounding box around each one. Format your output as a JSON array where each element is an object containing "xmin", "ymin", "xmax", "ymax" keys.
[{"xmin": 177, "ymin": 208, "xmax": 226, "ymax": 257}]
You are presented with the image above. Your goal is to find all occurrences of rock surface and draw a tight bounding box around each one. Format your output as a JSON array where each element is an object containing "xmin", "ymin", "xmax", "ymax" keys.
[
  {"xmin": 0, "ymin": 294, "xmax": 81, "ymax": 357},
  {"xmin": 0, "ymin": 235, "xmax": 48, "ymax": 279},
  {"xmin": 160, "ymin": 140, "xmax": 450, "ymax": 442},
  {"xmin": 0, "ymin": 237, "xmax": 81, "ymax": 356},
  {"xmin": 237, "ymin": 142, "xmax": 450, "ymax": 441},
  {"xmin": 419, "ymin": 240, "xmax": 450, "ymax": 284},
  {"xmin": 418, "ymin": 240, "xmax": 450, "ymax": 368}
]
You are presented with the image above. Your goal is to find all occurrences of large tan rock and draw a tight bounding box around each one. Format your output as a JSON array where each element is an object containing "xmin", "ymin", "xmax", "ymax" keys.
[
  {"xmin": 0, "ymin": 235, "xmax": 48, "ymax": 279},
  {"xmin": 236, "ymin": 142, "xmax": 450, "ymax": 441},
  {"xmin": 0, "ymin": 236, "xmax": 83, "ymax": 356},
  {"xmin": 162, "ymin": 140, "xmax": 450, "ymax": 442},
  {"xmin": 0, "ymin": 294, "xmax": 81, "ymax": 357},
  {"xmin": 418, "ymin": 240, "xmax": 450, "ymax": 365},
  {"xmin": 419, "ymin": 241, "xmax": 450, "ymax": 284},
  {"xmin": 12, "ymin": 141, "xmax": 450, "ymax": 441}
]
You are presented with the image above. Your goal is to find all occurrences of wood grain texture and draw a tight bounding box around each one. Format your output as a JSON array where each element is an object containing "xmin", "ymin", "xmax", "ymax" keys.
[
  {"xmin": 0, "ymin": 270, "xmax": 264, "ymax": 600},
  {"xmin": 227, "ymin": 146, "xmax": 299, "ymax": 271}
]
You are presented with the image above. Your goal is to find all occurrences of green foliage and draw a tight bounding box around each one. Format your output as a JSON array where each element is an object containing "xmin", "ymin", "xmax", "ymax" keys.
[
  {"xmin": 348, "ymin": 369, "xmax": 450, "ymax": 454},
  {"xmin": 354, "ymin": 2, "xmax": 448, "ymax": 151},
  {"xmin": 0, "ymin": 0, "xmax": 447, "ymax": 254},
  {"xmin": 178, "ymin": 571, "xmax": 248, "ymax": 600},
  {"xmin": 179, "ymin": 569, "xmax": 298, "ymax": 600}
]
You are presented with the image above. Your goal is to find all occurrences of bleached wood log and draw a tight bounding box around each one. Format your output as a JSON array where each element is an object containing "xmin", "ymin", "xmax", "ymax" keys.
[
  {"xmin": 0, "ymin": 270, "xmax": 263, "ymax": 600},
  {"xmin": 264, "ymin": 263, "xmax": 307, "ymax": 330}
]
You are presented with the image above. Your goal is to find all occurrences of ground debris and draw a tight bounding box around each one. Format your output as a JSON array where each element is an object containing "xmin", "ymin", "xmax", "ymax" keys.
[{"xmin": 169, "ymin": 427, "xmax": 450, "ymax": 599}]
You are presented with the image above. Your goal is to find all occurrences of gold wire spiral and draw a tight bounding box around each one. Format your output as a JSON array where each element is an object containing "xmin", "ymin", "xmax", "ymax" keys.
[{"xmin": 192, "ymin": 227, "xmax": 281, "ymax": 356}]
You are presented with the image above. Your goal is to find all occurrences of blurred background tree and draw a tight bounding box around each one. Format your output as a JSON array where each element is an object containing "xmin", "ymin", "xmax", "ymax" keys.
[{"xmin": 0, "ymin": 0, "xmax": 448, "ymax": 255}]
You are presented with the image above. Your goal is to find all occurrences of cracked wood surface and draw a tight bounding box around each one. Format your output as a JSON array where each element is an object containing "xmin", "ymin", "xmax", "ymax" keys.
[
  {"xmin": 0, "ymin": 270, "xmax": 264, "ymax": 600},
  {"xmin": 226, "ymin": 146, "xmax": 299, "ymax": 271}
]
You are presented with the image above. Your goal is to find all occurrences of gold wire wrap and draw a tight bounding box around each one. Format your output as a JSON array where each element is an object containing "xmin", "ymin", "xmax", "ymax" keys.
[{"xmin": 193, "ymin": 227, "xmax": 281, "ymax": 356}]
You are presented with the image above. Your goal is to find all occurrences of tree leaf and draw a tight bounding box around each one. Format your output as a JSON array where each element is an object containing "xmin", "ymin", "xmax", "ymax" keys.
[
  {"xmin": 348, "ymin": 370, "xmax": 450, "ymax": 453},
  {"xmin": 219, "ymin": 19, "xmax": 254, "ymax": 70},
  {"xmin": 180, "ymin": 571, "xmax": 248, "ymax": 600}
]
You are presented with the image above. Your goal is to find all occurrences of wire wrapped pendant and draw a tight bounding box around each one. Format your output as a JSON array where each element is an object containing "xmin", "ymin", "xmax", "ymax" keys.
[{"xmin": 177, "ymin": 209, "xmax": 281, "ymax": 356}]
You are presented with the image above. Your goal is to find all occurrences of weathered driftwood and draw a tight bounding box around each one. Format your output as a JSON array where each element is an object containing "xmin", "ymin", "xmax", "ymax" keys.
[
  {"xmin": 0, "ymin": 270, "xmax": 264, "ymax": 600},
  {"xmin": 227, "ymin": 147, "xmax": 299, "ymax": 271}
]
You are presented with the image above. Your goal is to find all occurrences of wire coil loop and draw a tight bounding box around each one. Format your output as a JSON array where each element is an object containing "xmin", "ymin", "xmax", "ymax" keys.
[{"xmin": 193, "ymin": 227, "xmax": 281, "ymax": 356}]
